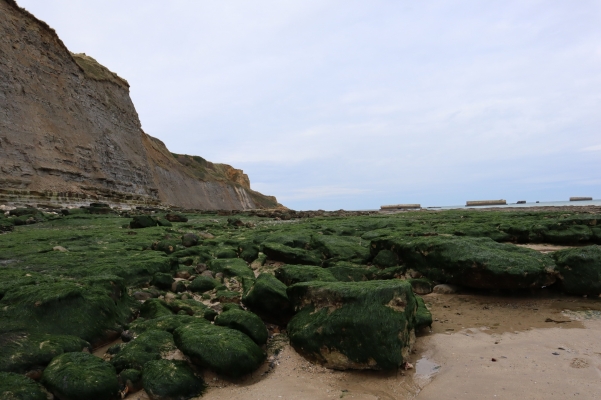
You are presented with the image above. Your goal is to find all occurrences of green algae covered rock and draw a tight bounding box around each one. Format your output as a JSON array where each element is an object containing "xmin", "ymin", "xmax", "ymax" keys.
[
  {"xmin": 409, "ymin": 278, "xmax": 434, "ymax": 295},
  {"xmin": 0, "ymin": 372, "xmax": 49, "ymax": 400},
  {"xmin": 42, "ymin": 352, "xmax": 119, "ymax": 400},
  {"xmin": 208, "ymin": 258, "xmax": 254, "ymax": 280},
  {"xmin": 554, "ymin": 245, "xmax": 601, "ymax": 295},
  {"xmin": 275, "ymin": 264, "xmax": 337, "ymax": 286},
  {"xmin": 142, "ymin": 359, "xmax": 205, "ymax": 400},
  {"xmin": 130, "ymin": 215, "xmax": 158, "ymax": 229},
  {"xmin": 372, "ymin": 249, "xmax": 399, "ymax": 268},
  {"xmin": 173, "ymin": 323, "xmax": 265, "ymax": 378},
  {"xmin": 214, "ymin": 309, "xmax": 268, "ymax": 345},
  {"xmin": 287, "ymin": 280, "xmax": 417, "ymax": 370},
  {"xmin": 326, "ymin": 263, "xmax": 380, "ymax": 282},
  {"xmin": 372, "ymin": 236, "xmax": 557, "ymax": 290},
  {"xmin": 0, "ymin": 277, "xmax": 134, "ymax": 345},
  {"xmin": 262, "ymin": 242, "xmax": 321, "ymax": 266},
  {"xmin": 110, "ymin": 330, "xmax": 176, "ymax": 372},
  {"xmin": 151, "ymin": 273, "xmax": 174, "ymax": 290},
  {"xmin": 119, "ymin": 369, "xmax": 143, "ymax": 394},
  {"xmin": 140, "ymin": 299, "xmax": 174, "ymax": 319},
  {"xmin": 128, "ymin": 315, "xmax": 205, "ymax": 336},
  {"xmin": 415, "ymin": 296, "xmax": 432, "ymax": 330},
  {"xmin": 188, "ymin": 276, "xmax": 220, "ymax": 293},
  {"xmin": 0, "ymin": 333, "xmax": 89, "ymax": 373},
  {"xmin": 311, "ymin": 235, "xmax": 370, "ymax": 264},
  {"xmin": 165, "ymin": 299, "xmax": 217, "ymax": 320},
  {"xmin": 242, "ymin": 273, "xmax": 292, "ymax": 323},
  {"xmin": 181, "ymin": 233, "xmax": 200, "ymax": 248}
]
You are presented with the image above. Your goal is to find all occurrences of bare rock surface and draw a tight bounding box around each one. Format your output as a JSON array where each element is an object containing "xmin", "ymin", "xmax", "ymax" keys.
[{"xmin": 0, "ymin": 0, "xmax": 277, "ymax": 210}]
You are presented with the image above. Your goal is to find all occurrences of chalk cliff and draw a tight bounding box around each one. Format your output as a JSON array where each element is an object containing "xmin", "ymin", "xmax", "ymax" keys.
[{"xmin": 0, "ymin": 0, "xmax": 279, "ymax": 210}]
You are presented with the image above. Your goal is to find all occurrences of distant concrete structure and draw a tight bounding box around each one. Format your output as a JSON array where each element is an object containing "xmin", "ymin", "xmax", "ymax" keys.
[
  {"xmin": 465, "ymin": 200, "xmax": 507, "ymax": 207},
  {"xmin": 516, "ymin": 200, "xmax": 526, "ymax": 204},
  {"xmin": 570, "ymin": 197, "xmax": 593, "ymax": 201},
  {"xmin": 380, "ymin": 204, "xmax": 421, "ymax": 211}
]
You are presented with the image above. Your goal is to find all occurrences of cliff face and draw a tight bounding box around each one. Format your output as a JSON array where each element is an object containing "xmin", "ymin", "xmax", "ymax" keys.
[{"xmin": 0, "ymin": 0, "xmax": 278, "ymax": 210}]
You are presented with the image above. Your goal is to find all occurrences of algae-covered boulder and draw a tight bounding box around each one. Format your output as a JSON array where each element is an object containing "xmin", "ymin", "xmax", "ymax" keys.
[
  {"xmin": 173, "ymin": 323, "xmax": 265, "ymax": 378},
  {"xmin": 0, "ymin": 372, "xmax": 49, "ymax": 400},
  {"xmin": 554, "ymin": 245, "xmax": 601, "ymax": 295},
  {"xmin": 208, "ymin": 258, "xmax": 254, "ymax": 280},
  {"xmin": 311, "ymin": 235, "xmax": 370, "ymax": 264},
  {"xmin": 242, "ymin": 273, "xmax": 292, "ymax": 323},
  {"xmin": 142, "ymin": 359, "xmax": 205, "ymax": 400},
  {"xmin": 128, "ymin": 315, "xmax": 205, "ymax": 336},
  {"xmin": 164, "ymin": 298, "xmax": 217, "ymax": 320},
  {"xmin": 139, "ymin": 299, "xmax": 174, "ymax": 319},
  {"xmin": 181, "ymin": 233, "xmax": 200, "ymax": 248},
  {"xmin": 275, "ymin": 264, "xmax": 337, "ymax": 286},
  {"xmin": 372, "ymin": 249, "xmax": 399, "ymax": 268},
  {"xmin": 262, "ymin": 242, "xmax": 321, "ymax": 266},
  {"xmin": 0, "ymin": 277, "xmax": 134, "ymax": 345},
  {"xmin": 415, "ymin": 296, "xmax": 432, "ymax": 330},
  {"xmin": 42, "ymin": 352, "xmax": 119, "ymax": 400},
  {"xmin": 0, "ymin": 333, "xmax": 89, "ymax": 373},
  {"xmin": 151, "ymin": 273, "xmax": 174, "ymax": 290},
  {"xmin": 409, "ymin": 278, "xmax": 433, "ymax": 295},
  {"xmin": 238, "ymin": 241, "xmax": 260, "ymax": 262},
  {"xmin": 372, "ymin": 236, "xmax": 557, "ymax": 290},
  {"xmin": 326, "ymin": 263, "xmax": 380, "ymax": 282},
  {"xmin": 119, "ymin": 369, "xmax": 143, "ymax": 394},
  {"xmin": 287, "ymin": 280, "xmax": 417, "ymax": 370},
  {"xmin": 130, "ymin": 215, "xmax": 158, "ymax": 229},
  {"xmin": 214, "ymin": 309, "xmax": 268, "ymax": 345},
  {"xmin": 110, "ymin": 330, "xmax": 176, "ymax": 372},
  {"xmin": 188, "ymin": 275, "xmax": 220, "ymax": 293}
]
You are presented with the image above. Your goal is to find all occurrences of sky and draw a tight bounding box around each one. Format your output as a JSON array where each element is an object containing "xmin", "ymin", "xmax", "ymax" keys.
[{"xmin": 18, "ymin": 0, "xmax": 601, "ymax": 210}]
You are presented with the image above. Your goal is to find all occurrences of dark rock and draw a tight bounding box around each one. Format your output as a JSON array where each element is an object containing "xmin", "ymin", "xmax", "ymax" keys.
[
  {"xmin": 188, "ymin": 275, "xmax": 220, "ymax": 293},
  {"xmin": 372, "ymin": 249, "xmax": 399, "ymax": 268},
  {"xmin": 130, "ymin": 216, "xmax": 158, "ymax": 229},
  {"xmin": 139, "ymin": 299, "xmax": 173, "ymax": 319},
  {"xmin": 119, "ymin": 369, "xmax": 143, "ymax": 394},
  {"xmin": 165, "ymin": 213, "xmax": 188, "ymax": 223},
  {"xmin": 151, "ymin": 273, "xmax": 174, "ymax": 290},
  {"xmin": 181, "ymin": 233, "xmax": 200, "ymax": 248}
]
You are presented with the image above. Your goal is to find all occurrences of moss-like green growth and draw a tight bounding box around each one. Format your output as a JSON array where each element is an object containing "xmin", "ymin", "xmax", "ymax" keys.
[
  {"xmin": 119, "ymin": 369, "xmax": 142, "ymax": 394},
  {"xmin": 242, "ymin": 273, "xmax": 292, "ymax": 323},
  {"xmin": 0, "ymin": 372, "xmax": 49, "ymax": 400},
  {"xmin": 372, "ymin": 249, "xmax": 399, "ymax": 268},
  {"xmin": 238, "ymin": 241, "xmax": 260, "ymax": 262},
  {"xmin": 128, "ymin": 315, "xmax": 205, "ymax": 336},
  {"xmin": 42, "ymin": 352, "xmax": 119, "ymax": 400},
  {"xmin": 0, "ymin": 333, "xmax": 89, "ymax": 373},
  {"xmin": 188, "ymin": 276, "xmax": 220, "ymax": 293},
  {"xmin": 0, "ymin": 276, "xmax": 134, "ymax": 344},
  {"xmin": 554, "ymin": 245, "xmax": 601, "ymax": 295},
  {"xmin": 312, "ymin": 235, "xmax": 370, "ymax": 264},
  {"xmin": 208, "ymin": 258, "xmax": 254, "ymax": 280},
  {"xmin": 214, "ymin": 309, "xmax": 268, "ymax": 345},
  {"xmin": 151, "ymin": 240, "xmax": 181, "ymax": 254},
  {"xmin": 139, "ymin": 299, "xmax": 174, "ymax": 319},
  {"xmin": 165, "ymin": 299, "xmax": 217, "ymax": 320},
  {"xmin": 409, "ymin": 278, "xmax": 433, "ymax": 295},
  {"xmin": 151, "ymin": 273, "xmax": 174, "ymax": 290},
  {"xmin": 110, "ymin": 330, "xmax": 176, "ymax": 372},
  {"xmin": 326, "ymin": 263, "xmax": 380, "ymax": 282},
  {"xmin": 142, "ymin": 359, "xmax": 205, "ymax": 400},
  {"xmin": 415, "ymin": 296, "xmax": 432, "ymax": 330},
  {"xmin": 173, "ymin": 323, "xmax": 265, "ymax": 378},
  {"xmin": 372, "ymin": 236, "xmax": 557, "ymax": 290},
  {"xmin": 275, "ymin": 265, "xmax": 337, "ymax": 286},
  {"xmin": 262, "ymin": 242, "xmax": 321, "ymax": 266},
  {"xmin": 287, "ymin": 280, "xmax": 417, "ymax": 370}
]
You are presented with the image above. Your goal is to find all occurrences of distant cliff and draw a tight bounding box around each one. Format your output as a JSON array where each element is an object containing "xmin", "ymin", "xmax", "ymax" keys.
[{"xmin": 0, "ymin": 0, "xmax": 279, "ymax": 210}]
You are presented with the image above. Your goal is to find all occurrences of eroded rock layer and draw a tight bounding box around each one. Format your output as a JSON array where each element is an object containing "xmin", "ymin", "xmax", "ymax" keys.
[{"xmin": 0, "ymin": 0, "xmax": 278, "ymax": 210}]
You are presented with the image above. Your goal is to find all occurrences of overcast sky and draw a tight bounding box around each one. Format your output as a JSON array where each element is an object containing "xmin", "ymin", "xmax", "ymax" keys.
[{"xmin": 18, "ymin": 0, "xmax": 601, "ymax": 210}]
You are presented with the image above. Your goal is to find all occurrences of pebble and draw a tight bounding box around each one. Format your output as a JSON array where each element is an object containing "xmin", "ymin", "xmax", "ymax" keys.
[{"xmin": 433, "ymin": 284, "xmax": 460, "ymax": 294}]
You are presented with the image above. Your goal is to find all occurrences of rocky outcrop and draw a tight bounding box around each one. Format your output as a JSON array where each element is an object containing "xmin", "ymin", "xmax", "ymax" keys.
[{"xmin": 0, "ymin": 0, "xmax": 278, "ymax": 210}]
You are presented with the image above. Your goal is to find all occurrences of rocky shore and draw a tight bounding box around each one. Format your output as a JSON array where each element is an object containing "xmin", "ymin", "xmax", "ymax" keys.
[{"xmin": 1, "ymin": 204, "xmax": 600, "ymax": 399}]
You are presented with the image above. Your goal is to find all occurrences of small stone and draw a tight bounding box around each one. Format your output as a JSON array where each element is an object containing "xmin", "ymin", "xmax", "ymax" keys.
[
  {"xmin": 200, "ymin": 270, "xmax": 214, "ymax": 278},
  {"xmin": 133, "ymin": 291, "xmax": 152, "ymax": 301},
  {"xmin": 175, "ymin": 271, "xmax": 191, "ymax": 279},
  {"xmin": 433, "ymin": 284, "xmax": 460, "ymax": 294},
  {"xmin": 53, "ymin": 246, "xmax": 68, "ymax": 252}
]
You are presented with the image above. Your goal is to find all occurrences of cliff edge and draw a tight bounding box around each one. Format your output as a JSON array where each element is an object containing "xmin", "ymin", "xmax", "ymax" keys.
[{"xmin": 0, "ymin": 0, "xmax": 279, "ymax": 210}]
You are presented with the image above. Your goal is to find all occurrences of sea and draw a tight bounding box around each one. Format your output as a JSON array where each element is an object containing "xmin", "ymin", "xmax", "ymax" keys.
[{"xmin": 429, "ymin": 199, "xmax": 601, "ymax": 210}]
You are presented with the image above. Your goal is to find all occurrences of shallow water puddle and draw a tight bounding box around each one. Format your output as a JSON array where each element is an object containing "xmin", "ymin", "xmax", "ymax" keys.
[{"xmin": 415, "ymin": 357, "xmax": 440, "ymax": 377}]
